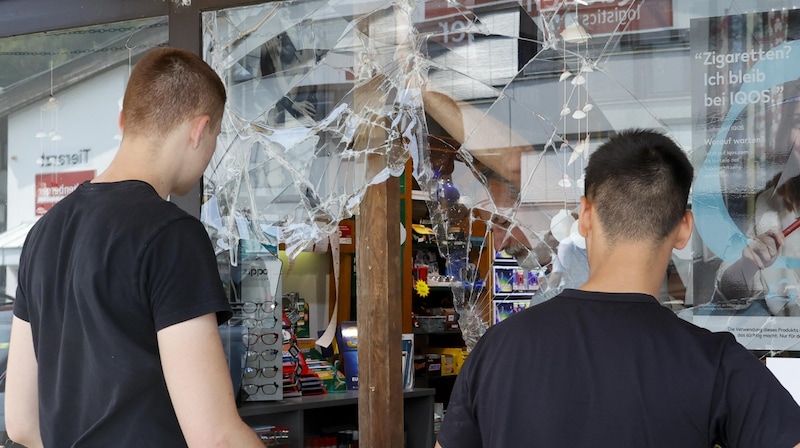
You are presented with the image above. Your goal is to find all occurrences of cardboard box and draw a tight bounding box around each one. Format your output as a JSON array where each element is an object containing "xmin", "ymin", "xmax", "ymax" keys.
[
  {"xmin": 439, "ymin": 353, "xmax": 455, "ymax": 375},
  {"xmin": 425, "ymin": 354, "xmax": 442, "ymax": 377},
  {"xmin": 443, "ymin": 308, "xmax": 459, "ymax": 331},
  {"xmin": 426, "ymin": 347, "xmax": 467, "ymax": 374}
]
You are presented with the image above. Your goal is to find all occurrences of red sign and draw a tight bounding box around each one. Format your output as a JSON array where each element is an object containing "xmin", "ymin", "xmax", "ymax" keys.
[
  {"xmin": 35, "ymin": 170, "xmax": 95, "ymax": 216},
  {"xmin": 338, "ymin": 224, "xmax": 353, "ymax": 245}
]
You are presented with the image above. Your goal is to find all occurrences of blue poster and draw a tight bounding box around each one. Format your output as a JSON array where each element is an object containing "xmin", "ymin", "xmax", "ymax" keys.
[{"xmin": 690, "ymin": 11, "xmax": 800, "ymax": 350}]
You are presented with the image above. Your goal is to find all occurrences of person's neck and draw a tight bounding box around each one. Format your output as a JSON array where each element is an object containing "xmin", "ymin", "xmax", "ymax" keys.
[
  {"xmin": 93, "ymin": 137, "xmax": 174, "ymax": 200},
  {"xmin": 579, "ymin": 241, "xmax": 671, "ymax": 298}
]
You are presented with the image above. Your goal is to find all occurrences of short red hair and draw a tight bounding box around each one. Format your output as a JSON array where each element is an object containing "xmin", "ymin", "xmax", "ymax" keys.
[{"xmin": 121, "ymin": 47, "xmax": 226, "ymax": 138}]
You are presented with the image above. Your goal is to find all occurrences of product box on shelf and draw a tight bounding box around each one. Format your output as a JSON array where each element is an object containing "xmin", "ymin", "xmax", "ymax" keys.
[
  {"xmin": 438, "ymin": 353, "xmax": 456, "ymax": 375},
  {"xmin": 425, "ymin": 354, "xmax": 442, "ymax": 377},
  {"xmin": 414, "ymin": 355, "xmax": 427, "ymax": 377},
  {"xmin": 493, "ymin": 299, "xmax": 532, "ymax": 324},
  {"xmin": 295, "ymin": 298, "xmax": 310, "ymax": 338},
  {"xmin": 335, "ymin": 321, "xmax": 359, "ymax": 390},
  {"xmin": 443, "ymin": 308, "xmax": 459, "ymax": 331},
  {"xmin": 425, "ymin": 347, "xmax": 467, "ymax": 375},
  {"xmin": 417, "ymin": 316, "xmax": 446, "ymax": 332},
  {"xmin": 402, "ymin": 333, "xmax": 415, "ymax": 390}
]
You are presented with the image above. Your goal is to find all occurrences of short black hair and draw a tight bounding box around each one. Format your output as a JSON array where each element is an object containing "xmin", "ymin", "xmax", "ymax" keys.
[{"xmin": 584, "ymin": 129, "xmax": 693, "ymax": 244}]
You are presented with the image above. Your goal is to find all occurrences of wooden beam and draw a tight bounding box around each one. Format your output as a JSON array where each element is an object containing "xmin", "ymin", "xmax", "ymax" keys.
[
  {"xmin": 354, "ymin": 10, "xmax": 413, "ymax": 445},
  {"xmin": 357, "ymin": 172, "xmax": 404, "ymax": 447},
  {"xmin": 402, "ymin": 160, "xmax": 413, "ymax": 334},
  {"xmin": 352, "ymin": 54, "xmax": 404, "ymax": 444}
]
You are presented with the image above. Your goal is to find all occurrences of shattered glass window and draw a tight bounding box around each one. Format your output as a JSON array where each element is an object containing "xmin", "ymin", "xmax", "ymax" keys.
[{"xmin": 202, "ymin": 0, "xmax": 800, "ymax": 353}]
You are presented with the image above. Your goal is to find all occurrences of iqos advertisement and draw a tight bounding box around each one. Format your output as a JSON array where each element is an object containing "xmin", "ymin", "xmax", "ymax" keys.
[{"xmin": 690, "ymin": 10, "xmax": 800, "ymax": 350}]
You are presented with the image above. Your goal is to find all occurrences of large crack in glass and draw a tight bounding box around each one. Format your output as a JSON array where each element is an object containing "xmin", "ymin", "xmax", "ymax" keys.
[{"xmin": 201, "ymin": 1, "xmax": 800, "ymax": 354}]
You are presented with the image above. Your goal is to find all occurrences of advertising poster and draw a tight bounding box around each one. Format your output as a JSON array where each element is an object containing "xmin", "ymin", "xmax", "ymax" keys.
[
  {"xmin": 690, "ymin": 11, "xmax": 800, "ymax": 350},
  {"xmin": 35, "ymin": 170, "xmax": 95, "ymax": 216}
]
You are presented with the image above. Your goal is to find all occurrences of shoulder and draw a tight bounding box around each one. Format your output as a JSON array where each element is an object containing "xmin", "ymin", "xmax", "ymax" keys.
[
  {"xmin": 657, "ymin": 307, "xmax": 739, "ymax": 352},
  {"xmin": 142, "ymin": 216, "xmax": 215, "ymax": 264},
  {"xmin": 465, "ymin": 304, "xmax": 550, "ymax": 361},
  {"xmin": 710, "ymin": 337, "xmax": 800, "ymax": 445}
]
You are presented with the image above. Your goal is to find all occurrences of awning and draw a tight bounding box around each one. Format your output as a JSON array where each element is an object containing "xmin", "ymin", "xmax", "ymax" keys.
[{"xmin": 0, "ymin": 221, "xmax": 39, "ymax": 266}]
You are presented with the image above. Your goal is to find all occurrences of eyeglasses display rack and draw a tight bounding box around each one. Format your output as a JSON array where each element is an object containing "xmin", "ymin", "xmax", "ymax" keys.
[{"xmin": 229, "ymin": 239, "xmax": 284, "ymax": 402}]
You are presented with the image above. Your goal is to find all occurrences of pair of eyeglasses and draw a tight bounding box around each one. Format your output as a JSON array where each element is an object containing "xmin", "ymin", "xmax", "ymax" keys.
[
  {"xmin": 245, "ymin": 349, "xmax": 281, "ymax": 363},
  {"xmin": 242, "ymin": 382, "xmax": 281, "ymax": 396},
  {"xmin": 243, "ymin": 366, "xmax": 280, "ymax": 379},
  {"xmin": 243, "ymin": 315, "xmax": 279, "ymax": 329},
  {"xmin": 243, "ymin": 332, "xmax": 280, "ymax": 346},
  {"xmin": 232, "ymin": 301, "xmax": 277, "ymax": 315}
]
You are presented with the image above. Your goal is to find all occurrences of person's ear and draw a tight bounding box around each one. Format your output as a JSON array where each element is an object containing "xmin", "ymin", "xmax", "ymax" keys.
[
  {"xmin": 117, "ymin": 111, "xmax": 124, "ymax": 134},
  {"xmin": 673, "ymin": 210, "xmax": 694, "ymax": 250},
  {"xmin": 188, "ymin": 115, "xmax": 211, "ymax": 150},
  {"xmin": 578, "ymin": 196, "xmax": 592, "ymax": 238}
]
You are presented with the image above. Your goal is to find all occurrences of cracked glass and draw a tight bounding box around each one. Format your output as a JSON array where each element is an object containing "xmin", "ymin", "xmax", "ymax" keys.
[{"xmin": 202, "ymin": 0, "xmax": 800, "ymax": 354}]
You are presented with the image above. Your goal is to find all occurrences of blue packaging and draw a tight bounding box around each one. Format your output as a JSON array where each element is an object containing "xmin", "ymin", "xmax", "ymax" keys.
[{"xmin": 335, "ymin": 321, "xmax": 359, "ymax": 390}]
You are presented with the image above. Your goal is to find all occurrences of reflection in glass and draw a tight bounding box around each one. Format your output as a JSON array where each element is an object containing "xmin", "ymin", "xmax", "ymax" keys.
[
  {"xmin": 0, "ymin": 17, "xmax": 167, "ymax": 294},
  {"xmin": 201, "ymin": 1, "xmax": 800, "ymax": 352}
]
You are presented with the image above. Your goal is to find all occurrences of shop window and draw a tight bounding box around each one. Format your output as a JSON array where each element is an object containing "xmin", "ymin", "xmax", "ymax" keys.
[
  {"xmin": 0, "ymin": 16, "xmax": 167, "ymax": 293},
  {"xmin": 201, "ymin": 0, "xmax": 800, "ymax": 353}
]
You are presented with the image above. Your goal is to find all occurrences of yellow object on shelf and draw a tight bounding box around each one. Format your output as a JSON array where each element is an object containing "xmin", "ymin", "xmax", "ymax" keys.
[
  {"xmin": 412, "ymin": 224, "xmax": 435, "ymax": 235},
  {"xmin": 425, "ymin": 347, "xmax": 467, "ymax": 375}
]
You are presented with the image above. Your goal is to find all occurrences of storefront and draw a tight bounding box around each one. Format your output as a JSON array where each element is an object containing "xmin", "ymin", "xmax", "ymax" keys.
[{"xmin": 2, "ymin": 0, "xmax": 800, "ymax": 446}]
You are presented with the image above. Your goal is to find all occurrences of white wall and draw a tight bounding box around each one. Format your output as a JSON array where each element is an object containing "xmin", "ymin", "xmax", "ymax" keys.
[{"xmin": 7, "ymin": 66, "xmax": 126, "ymax": 228}]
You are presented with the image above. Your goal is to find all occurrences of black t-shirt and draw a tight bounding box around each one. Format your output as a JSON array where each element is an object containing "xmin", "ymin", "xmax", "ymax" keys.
[
  {"xmin": 15, "ymin": 181, "xmax": 232, "ymax": 447},
  {"xmin": 438, "ymin": 289, "xmax": 800, "ymax": 448}
]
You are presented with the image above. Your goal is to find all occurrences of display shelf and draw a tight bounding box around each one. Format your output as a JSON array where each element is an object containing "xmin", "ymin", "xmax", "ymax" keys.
[
  {"xmin": 428, "ymin": 285, "xmax": 457, "ymax": 291},
  {"xmin": 406, "ymin": 177, "xmax": 492, "ymax": 414},
  {"xmin": 412, "ymin": 328, "xmax": 463, "ymax": 335},
  {"xmin": 239, "ymin": 388, "xmax": 435, "ymax": 448}
]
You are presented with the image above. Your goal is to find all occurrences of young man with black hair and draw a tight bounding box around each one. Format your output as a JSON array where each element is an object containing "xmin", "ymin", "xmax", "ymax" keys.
[
  {"xmin": 5, "ymin": 48, "xmax": 264, "ymax": 447},
  {"xmin": 436, "ymin": 129, "xmax": 800, "ymax": 447}
]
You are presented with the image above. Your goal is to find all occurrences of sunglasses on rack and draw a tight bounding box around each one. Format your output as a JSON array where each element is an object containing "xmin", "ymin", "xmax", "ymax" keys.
[
  {"xmin": 243, "ymin": 332, "xmax": 281, "ymax": 346},
  {"xmin": 242, "ymin": 382, "xmax": 281, "ymax": 396},
  {"xmin": 245, "ymin": 348, "xmax": 281, "ymax": 363},
  {"xmin": 243, "ymin": 366, "xmax": 280, "ymax": 379},
  {"xmin": 231, "ymin": 301, "xmax": 278, "ymax": 315}
]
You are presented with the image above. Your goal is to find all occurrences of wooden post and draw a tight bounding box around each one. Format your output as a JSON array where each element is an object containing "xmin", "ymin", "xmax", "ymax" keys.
[
  {"xmin": 353, "ymin": 7, "xmax": 409, "ymax": 445},
  {"xmin": 402, "ymin": 160, "xmax": 414, "ymax": 334},
  {"xmin": 356, "ymin": 170, "xmax": 404, "ymax": 446}
]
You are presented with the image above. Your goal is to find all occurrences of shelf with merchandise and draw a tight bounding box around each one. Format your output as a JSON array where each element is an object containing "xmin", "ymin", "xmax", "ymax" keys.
[{"xmin": 239, "ymin": 389, "xmax": 435, "ymax": 448}]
